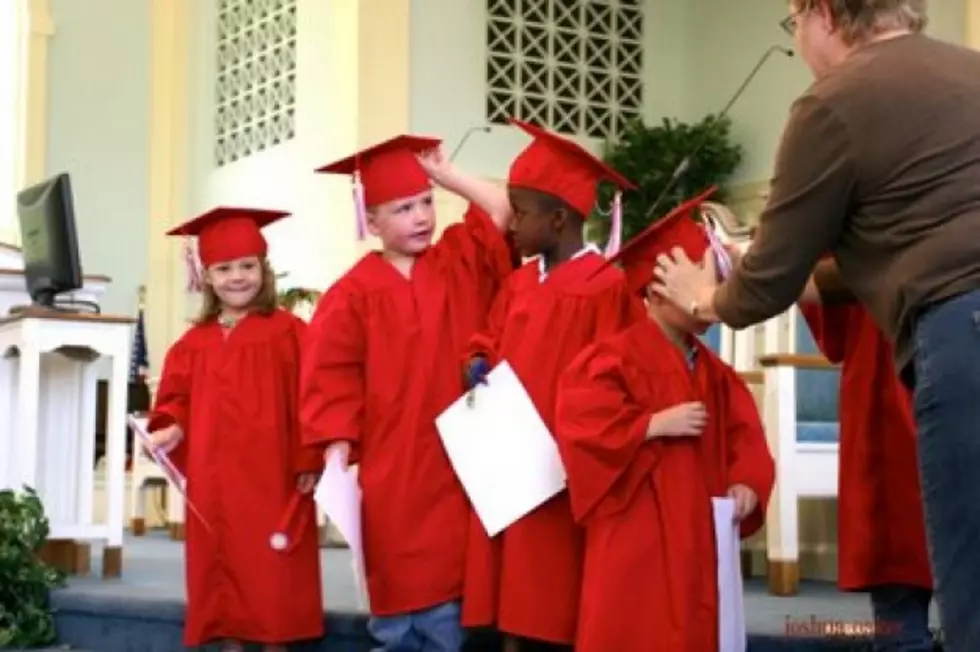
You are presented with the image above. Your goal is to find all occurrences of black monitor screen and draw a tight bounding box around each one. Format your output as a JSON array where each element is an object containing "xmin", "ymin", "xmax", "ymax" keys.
[{"xmin": 15, "ymin": 173, "xmax": 83, "ymax": 308}]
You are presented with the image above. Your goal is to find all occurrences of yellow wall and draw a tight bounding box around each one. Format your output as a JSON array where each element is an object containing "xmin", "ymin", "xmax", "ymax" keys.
[
  {"xmin": 60, "ymin": 0, "xmax": 980, "ymax": 579},
  {"xmin": 143, "ymin": 0, "xmax": 421, "ymax": 373},
  {"xmin": 121, "ymin": 0, "xmax": 980, "ymax": 373},
  {"xmin": 0, "ymin": 0, "xmax": 53, "ymax": 247},
  {"xmin": 969, "ymin": 0, "xmax": 980, "ymax": 47}
]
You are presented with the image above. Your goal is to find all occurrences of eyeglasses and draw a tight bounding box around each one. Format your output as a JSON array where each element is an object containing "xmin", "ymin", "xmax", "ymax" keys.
[
  {"xmin": 780, "ymin": 2, "xmax": 811, "ymax": 36},
  {"xmin": 779, "ymin": 13, "xmax": 799, "ymax": 36}
]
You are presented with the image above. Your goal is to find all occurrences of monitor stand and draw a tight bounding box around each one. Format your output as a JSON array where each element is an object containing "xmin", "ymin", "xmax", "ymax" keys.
[{"xmin": 8, "ymin": 290, "xmax": 98, "ymax": 317}]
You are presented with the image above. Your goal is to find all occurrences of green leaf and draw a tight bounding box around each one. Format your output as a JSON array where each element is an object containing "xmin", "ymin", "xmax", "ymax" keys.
[
  {"xmin": 592, "ymin": 114, "xmax": 744, "ymax": 246},
  {"xmin": 0, "ymin": 487, "xmax": 63, "ymax": 647}
]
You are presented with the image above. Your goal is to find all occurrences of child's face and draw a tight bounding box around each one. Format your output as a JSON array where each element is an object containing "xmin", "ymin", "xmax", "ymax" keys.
[
  {"xmin": 508, "ymin": 187, "xmax": 563, "ymax": 258},
  {"xmin": 645, "ymin": 286, "xmax": 711, "ymax": 336},
  {"xmin": 206, "ymin": 255, "xmax": 263, "ymax": 309},
  {"xmin": 368, "ymin": 190, "xmax": 436, "ymax": 256}
]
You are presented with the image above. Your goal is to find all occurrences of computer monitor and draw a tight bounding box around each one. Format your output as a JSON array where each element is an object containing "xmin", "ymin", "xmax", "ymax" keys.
[{"xmin": 15, "ymin": 173, "xmax": 84, "ymax": 311}]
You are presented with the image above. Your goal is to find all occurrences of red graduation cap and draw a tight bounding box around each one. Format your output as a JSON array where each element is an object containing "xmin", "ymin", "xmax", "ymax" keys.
[
  {"xmin": 316, "ymin": 135, "xmax": 442, "ymax": 239},
  {"xmin": 609, "ymin": 186, "xmax": 724, "ymax": 295},
  {"xmin": 167, "ymin": 206, "xmax": 289, "ymax": 269},
  {"xmin": 508, "ymin": 119, "xmax": 636, "ymax": 255}
]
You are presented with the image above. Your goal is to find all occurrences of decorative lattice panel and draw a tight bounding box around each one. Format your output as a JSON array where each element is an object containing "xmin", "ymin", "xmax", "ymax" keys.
[
  {"xmin": 485, "ymin": 0, "xmax": 644, "ymax": 141},
  {"xmin": 215, "ymin": 0, "xmax": 298, "ymax": 167}
]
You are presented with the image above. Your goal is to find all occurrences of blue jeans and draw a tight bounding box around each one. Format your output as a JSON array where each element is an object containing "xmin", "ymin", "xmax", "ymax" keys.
[
  {"xmin": 912, "ymin": 288, "xmax": 980, "ymax": 652},
  {"xmin": 368, "ymin": 600, "xmax": 464, "ymax": 652},
  {"xmin": 869, "ymin": 585, "xmax": 933, "ymax": 651}
]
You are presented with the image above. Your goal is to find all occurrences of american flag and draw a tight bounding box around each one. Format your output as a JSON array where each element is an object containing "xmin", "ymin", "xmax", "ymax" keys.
[{"xmin": 129, "ymin": 307, "xmax": 149, "ymax": 383}]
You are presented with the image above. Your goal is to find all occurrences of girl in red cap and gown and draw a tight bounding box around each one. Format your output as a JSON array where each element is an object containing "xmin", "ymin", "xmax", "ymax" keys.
[
  {"xmin": 553, "ymin": 191, "xmax": 774, "ymax": 652},
  {"xmin": 300, "ymin": 137, "xmax": 513, "ymax": 652},
  {"xmin": 148, "ymin": 208, "xmax": 324, "ymax": 651},
  {"xmin": 460, "ymin": 120, "xmax": 643, "ymax": 651},
  {"xmin": 798, "ymin": 295, "xmax": 933, "ymax": 649}
]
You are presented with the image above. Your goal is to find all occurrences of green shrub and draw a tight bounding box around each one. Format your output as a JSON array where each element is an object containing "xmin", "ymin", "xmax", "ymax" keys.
[{"xmin": 0, "ymin": 487, "xmax": 65, "ymax": 648}]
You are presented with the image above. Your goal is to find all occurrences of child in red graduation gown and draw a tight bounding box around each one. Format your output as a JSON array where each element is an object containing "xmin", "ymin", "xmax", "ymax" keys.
[
  {"xmin": 461, "ymin": 119, "xmax": 642, "ymax": 651},
  {"xmin": 300, "ymin": 136, "xmax": 513, "ymax": 652},
  {"xmin": 148, "ymin": 208, "xmax": 324, "ymax": 652},
  {"xmin": 799, "ymin": 298, "xmax": 934, "ymax": 648},
  {"xmin": 554, "ymin": 191, "xmax": 775, "ymax": 652}
]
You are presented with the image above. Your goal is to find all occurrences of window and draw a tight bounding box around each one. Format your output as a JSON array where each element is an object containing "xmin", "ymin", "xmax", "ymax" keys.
[
  {"xmin": 485, "ymin": 0, "xmax": 644, "ymax": 141},
  {"xmin": 214, "ymin": 0, "xmax": 298, "ymax": 167}
]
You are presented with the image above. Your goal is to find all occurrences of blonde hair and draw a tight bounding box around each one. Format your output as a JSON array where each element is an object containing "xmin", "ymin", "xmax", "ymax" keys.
[
  {"xmin": 794, "ymin": 0, "xmax": 927, "ymax": 45},
  {"xmin": 195, "ymin": 256, "xmax": 278, "ymax": 324}
]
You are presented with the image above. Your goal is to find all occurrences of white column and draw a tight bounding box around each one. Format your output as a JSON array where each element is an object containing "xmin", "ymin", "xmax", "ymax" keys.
[
  {"xmin": 15, "ymin": 340, "xmax": 42, "ymax": 490},
  {"xmin": 0, "ymin": 0, "xmax": 54, "ymax": 248},
  {"xmin": 0, "ymin": 0, "xmax": 23, "ymax": 244},
  {"xmin": 145, "ymin": 0, "xmax": 192, "ymax": 375},
  {"xmin": 968, "ymin": 0, "xmax": 980, "ymax": 49},
  {"xmin": 104, "ymin": 351, "xmax": 131, "ymax": 548}
]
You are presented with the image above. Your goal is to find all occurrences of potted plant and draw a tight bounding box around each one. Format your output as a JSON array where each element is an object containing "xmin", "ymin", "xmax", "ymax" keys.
[
  {"xmin": 592, "ymin": 115, "xmax": 744, "ymax": 244},
  {"xmin": 274, "ymin": 270, "xmax": 323, "ymax": 321},
  {"xmin": 0, "ymin": 487, "xmax": 65, "ymax": 648},
  {"xmin": 277, "ymin": 287, "xmax": 322, "ymax": 313}
]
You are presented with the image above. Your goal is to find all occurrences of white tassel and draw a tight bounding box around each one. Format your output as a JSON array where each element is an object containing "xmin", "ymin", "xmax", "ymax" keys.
[
  {"xmin": 703, "ymin": 220, "xmax": 733, "ymax": 280},
  {"xmin": 183, "ymin": 238, "xmax": 204, "ymax": 293},
  {"xmin": 602, "ymin": 191, "xmax": 623, "ymax": 259},
  {"xmin": 353, "ymin": 172, "xmax": 368, "ymax": 241}
]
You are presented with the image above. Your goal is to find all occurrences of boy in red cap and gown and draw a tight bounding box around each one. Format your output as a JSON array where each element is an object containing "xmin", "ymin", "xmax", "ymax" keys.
[
  {"xmin": 554, "ymin": 190, "xmax": 774, "ymax": 652},
  {"xmin": 798, "ymin": 290, "xmax": 934, "ymax": 649},
  {"xmin": 461, "ymin": 119, "xmax": 642, "ymax": 651},
  {"xmin": 300, "ymin": 136, "xmax": 513, "ymax": 651},
  {"xmin": 148, "ymin": 208, "xmax": 324, "ymax": 652}
]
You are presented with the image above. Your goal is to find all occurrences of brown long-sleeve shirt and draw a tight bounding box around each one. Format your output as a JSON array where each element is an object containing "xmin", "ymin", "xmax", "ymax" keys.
[{"xmin": 714, "ymin": 34, "xmax": 980, "ymax": 377}]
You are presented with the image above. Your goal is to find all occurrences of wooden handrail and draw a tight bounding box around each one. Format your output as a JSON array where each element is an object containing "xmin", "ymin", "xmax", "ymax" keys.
[
  {"xmin": 757, "ymin": 353, "xmax": 838, "ymax": 370},
  {"xmin": 738, "ymin": 370, "xmax": 764, "ymax": 385}
]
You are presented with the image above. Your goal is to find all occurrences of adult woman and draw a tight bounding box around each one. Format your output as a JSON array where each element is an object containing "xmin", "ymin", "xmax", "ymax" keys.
[{"xmin": 653, "ymin": 2, "xmax": 980, "ymax": 651}]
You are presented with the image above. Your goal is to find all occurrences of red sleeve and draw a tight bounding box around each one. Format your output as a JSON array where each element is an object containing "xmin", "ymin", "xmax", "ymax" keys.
[
  {"xmin": 466, "ymin": 278, "xmax": 513, "ymax": 365},
  {"xmin": 438, "ymin": 203, "xmax": 515, "ymax": 309},
  {"xmin": 288, "ymin": 318, "xmax": 325, "ymax": 475},
  {"xmin": 147, "ymin": 339, "xmax": 192, "ymax": 474},
  {"xmin": 798, "ymin": 303, "xmax": 859, "ymax": 364},
  {"xmin": 299, "ymin": 285, "xmax": 365, "ymax": 464},
  {"xmin": 723, "ymin": 368, "xmax": 775, "ymax": 538},
  {"xmin": 594, "ymin": 278, "xmax": 645, "ymax": 337},
  {"xmin": 555, "ymin": 342, "xmax": 660, "ymax": 525}
]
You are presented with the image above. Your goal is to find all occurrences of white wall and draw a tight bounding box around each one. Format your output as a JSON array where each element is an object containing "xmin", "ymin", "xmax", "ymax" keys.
[
  {"xmin": 45, "ymin": 0, "xmax": 150, "ymax": 316},
  {"xmin": 688, "ymin": 0, "xmax": 966, "ymax": 184},
  {"xmin": 408, "ymin": 0, "xmax": 696, "ymax": 181},
  {"xmin": 184, "ymin": 0, "xmax": 364, "ymax": 294}
]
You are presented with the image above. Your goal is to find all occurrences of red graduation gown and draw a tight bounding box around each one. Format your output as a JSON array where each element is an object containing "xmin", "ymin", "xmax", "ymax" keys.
[
  {"xmin": 462, "ymin": 251, "xmax": 642, "ymax": 644},
  {"xmin": 149, "ymin": 309, "xmax": 325, "ymax": 647},
  {"xmin": 300, "ymin": 206, "xmax": 512, "ymax": 617},
  {"xmin": 799, "ymin": 304, "xmax": 932, "ymax": 591},
  {"xmin": 554, "ymin": 318, "xmax": 774, "ymax": 652}
]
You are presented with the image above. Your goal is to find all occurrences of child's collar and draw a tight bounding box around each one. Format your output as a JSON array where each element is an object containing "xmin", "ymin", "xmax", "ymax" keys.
[{"xmin": 536, "ymin": 243, "xmax": 600, "ymax": 282}]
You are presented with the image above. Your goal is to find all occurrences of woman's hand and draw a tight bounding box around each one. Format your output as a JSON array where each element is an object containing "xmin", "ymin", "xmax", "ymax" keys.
[{"xmin": 652, "ymin": 248, "xmax": 720, "ymax": 322}]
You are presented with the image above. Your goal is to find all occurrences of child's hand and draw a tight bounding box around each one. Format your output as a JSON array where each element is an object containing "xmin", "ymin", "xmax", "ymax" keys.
[
  {"xmin": 416, "ymin": 148, "xmax": 455, "ymax": 186},
  {"xmin": 728, "ymin": 483, "xmax": 758, "ymax": 521},
  {"xmin": 646, "ymin": 402, "xmax": 707, "ymax": 439},
  {"xmin": 324, "ymin": 442, "xmax": 351, "ymax": 471},
  {"xmin": 463, "ymin": 356, "xmax": 490, "ymax": 390},
  {"xmin": 148, "ymin": 424, "xmax": 183, "ymax": 454},
  {"xmin": 296, "ymin": 473, "xmax": 318, "ymax": 495}
]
